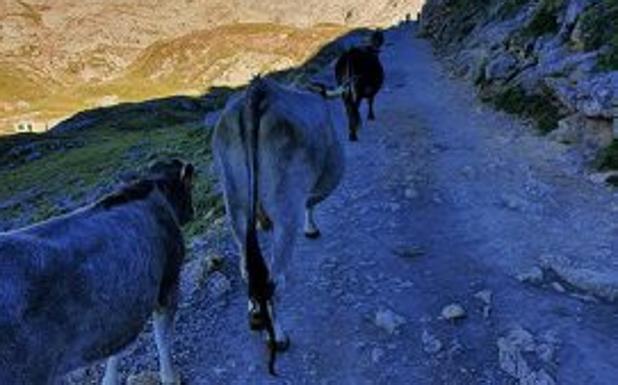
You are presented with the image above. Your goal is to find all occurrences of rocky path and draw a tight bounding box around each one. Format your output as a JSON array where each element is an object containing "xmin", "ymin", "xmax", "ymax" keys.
[{"xmin": 69, "ymin": 25, "xmax": 618, "ymax": 385}]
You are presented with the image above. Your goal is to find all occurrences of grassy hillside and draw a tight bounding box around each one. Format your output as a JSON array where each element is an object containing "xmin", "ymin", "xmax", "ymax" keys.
[
  {"xmin": 0, "ymin": 23, "xmax": 347, "ymax": 135},
  {"xmin": 0, "ymin": 27, "xmax": 365, "ymax": 237},
  {"xmin": 0, "ymin": 103, "xmax": 223, "ymax": 237}
]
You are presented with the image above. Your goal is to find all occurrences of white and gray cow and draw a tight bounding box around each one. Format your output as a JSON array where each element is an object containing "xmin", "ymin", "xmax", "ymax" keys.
[
  {"xmin": 212, "ymin": 75, "xmax": 350, "ymax": 373},
  {"xmin": 0, "ymin": 159, "xmax": 194, "ymax": 385}
]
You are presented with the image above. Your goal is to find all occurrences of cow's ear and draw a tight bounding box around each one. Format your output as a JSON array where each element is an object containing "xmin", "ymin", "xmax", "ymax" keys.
[{"xmin": 180, "ymin": 163, "xmax": 195, "ymax": 187}]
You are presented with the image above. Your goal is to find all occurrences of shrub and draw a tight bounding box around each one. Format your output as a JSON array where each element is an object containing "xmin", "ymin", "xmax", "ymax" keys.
[
  {"xmin": 578, "ymin": 0, "xmax": 618, "ymax": 70},
  {"xmin": 595, "ymin": 140, "xmax": 618, "ymax": 170},
  {"xmin": 492, "ymin": 86, "xmax": 561, "ymax": 134},
  {"xmin": 523, "ymin": 0, "xmax": 566, "ymax": 37},
  {"xmin": 598, "ymin": 37, "xmax": 618, "ymax": 70},
  {"xmin": 497, "ymin": 0, "xmax": 530, "ymax": 20}
]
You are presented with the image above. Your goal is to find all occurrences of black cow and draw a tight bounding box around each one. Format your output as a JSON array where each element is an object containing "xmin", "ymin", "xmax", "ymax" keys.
[{"xmin": 335, "ymin": 30, "xmax": 385, "ymax": 141}]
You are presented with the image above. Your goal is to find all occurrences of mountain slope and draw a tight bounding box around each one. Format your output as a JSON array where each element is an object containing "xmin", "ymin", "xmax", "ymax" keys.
[{"xmin": 0, "ymin": 0, "xmax": 424, "ymax": 134}]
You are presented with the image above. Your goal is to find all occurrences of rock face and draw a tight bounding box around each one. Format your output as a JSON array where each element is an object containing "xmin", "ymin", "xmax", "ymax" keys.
[
  {"xmin": 540, "ymin": 253, "xmax": 618, "ymax": 301},
  {"xmin": 420, "ymin": 0, "xmax": 616, "ymax": 152}
]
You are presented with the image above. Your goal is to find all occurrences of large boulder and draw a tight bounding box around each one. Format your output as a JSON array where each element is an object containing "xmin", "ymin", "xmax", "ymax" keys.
[
  {"xmin": 576, "ymin": 72, "xmax": 618, "ymax": 118},
  {"xmin": 546, "ymin": 72, "xmax": 618, "ymax": 119},
  {"xmin": 548, "ymin": 113, "xmax": 612, "ymax": 158}
]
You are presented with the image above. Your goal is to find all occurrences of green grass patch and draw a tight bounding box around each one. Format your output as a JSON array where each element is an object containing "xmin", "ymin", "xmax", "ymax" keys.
[
  {"xmin": 492, "ymin": 86, "xmax": 561, "ymax": 134},
  {"xmin": 0, "ymin": 118, "xmax": 223, "ymax": 233},
  {"xmin": 496, "ymin": 0, "xmax": 530, "ymax": 20},
  {"xmin": 595, "ymin": 139, "xmax": 618, "ymax": 170},
  {"xmin": 522, "ymin": 0, "xmax": 566, "ymax": 37},
  {"xmin": 598, "ymin": 36, "xmax": 618, "ymax": 71},
  {"xmin": 579, "ymin": 0, "xmax": 618, "ymax": 50},
  {"xmin": 577, "ymin": 0, "xmax": 618, "ymax": 70}
]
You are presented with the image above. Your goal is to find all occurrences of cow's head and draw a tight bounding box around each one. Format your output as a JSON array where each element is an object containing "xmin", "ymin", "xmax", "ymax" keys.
[{"xmin": 149, "ymin": 159, "xmax": 195, "ymax": 225}]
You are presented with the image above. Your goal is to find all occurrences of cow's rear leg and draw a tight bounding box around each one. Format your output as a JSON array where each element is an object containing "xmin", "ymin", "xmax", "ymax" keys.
[
  {"xmin": 265, "ymin": 222, "xmax": 295, "ymax": 352},
  {"xmin": 223, "ymin": 187, "xmax": 250, "ymax": 282},
  {"xmin": 153, "ymin": 303, "xmax": 180, "ymax": 385},
  {"xmin": 344, "ymin": 97, "xmax": 361, "ymax": 141},
  {"xmin": 304, "ymin": 201, "xmax": 321, "ymax": 239},
  {"xmin": 264, "ymin": 195, "xmax": 305, "ymax": 351},
  {"xmin": 101, "ymin": 355, "xmax": 120, "ymax": 385},
  {"xmin": 266, "ymin": 301, "xmax": 290, "ymax": 352},
  {"xmin": 367, "ymin": 96, "xmax": 376, "ymax": 120}
]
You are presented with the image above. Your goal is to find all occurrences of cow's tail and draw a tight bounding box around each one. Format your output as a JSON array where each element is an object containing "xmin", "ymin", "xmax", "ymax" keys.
[
  {"xmin": 244, "ymin": 75, "xmax": 278, "ymax": 375},
  {"xmin": 345, "ymin": 53, "xmax": 358, "ymax": 103}
]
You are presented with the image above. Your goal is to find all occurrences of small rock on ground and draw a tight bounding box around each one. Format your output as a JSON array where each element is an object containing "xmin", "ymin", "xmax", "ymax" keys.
[
  {"xmin": 440, "ymin": 303, "xmax": 466, "ymax": 321},
  {"xmin": 127, "ymin": 371, "xmax": 159, "ymax": 385},
  {"xmin": 517, "ymin": 266, "xmax": 544, "ymax": 284},
  {"xmin": 422, "ymin": 330, "xmax": 443, "ymax": 354},
  {"xmin": 374, "ymin": 308, "xmax": 406, "ymax": 334}
]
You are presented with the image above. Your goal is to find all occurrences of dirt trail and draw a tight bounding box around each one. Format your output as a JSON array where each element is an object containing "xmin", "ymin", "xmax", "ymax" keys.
[{"xmin": 67, "ymin": 24, "xmax": 618, "ymax": 385}]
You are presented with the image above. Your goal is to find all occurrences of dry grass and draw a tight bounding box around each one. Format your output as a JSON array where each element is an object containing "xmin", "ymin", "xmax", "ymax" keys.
[{"xmin": 0, "ymin": 23, "xmax": 348, "ymax": 135}]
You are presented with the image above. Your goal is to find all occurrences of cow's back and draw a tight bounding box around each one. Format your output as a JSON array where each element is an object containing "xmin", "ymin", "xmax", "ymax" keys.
[
  {"xmin": 0, "ymin": 199, "xmax": 180, "ymax": 377},
  {"xmin": 335, "ymin": 48, "xmax": 384, "ymax": 95},
  {"xmin": 214, "ymin": 80, "xmax": 339, "ymax": 179},
  {"xmin": 215, "ymin": 82, "xmax": 333, "ymax": 146},
  {"xmin": 213, "ymin": 78, "xmax": 344, "ymax": 212}
]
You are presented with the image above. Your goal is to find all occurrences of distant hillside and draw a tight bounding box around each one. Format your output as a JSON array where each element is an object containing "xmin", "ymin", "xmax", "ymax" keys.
[{"xmin": 0, "ymin": 0, "xmax": 424, "ymax": 134}]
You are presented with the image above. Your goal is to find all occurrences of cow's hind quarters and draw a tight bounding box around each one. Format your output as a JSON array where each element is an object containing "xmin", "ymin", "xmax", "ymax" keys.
[{"xmin": 304, "ymin": 229, "xmax": 321, "ymax": 239}]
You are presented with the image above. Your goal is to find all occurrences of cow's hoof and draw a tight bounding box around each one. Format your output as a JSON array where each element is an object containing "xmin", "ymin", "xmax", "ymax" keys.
[
  {"xmin": 269, "ymin": 335, "xmax": 291, "ymax": 352},
  {"xmin": 349, "ymin": 134, "xmax": 358, "ymax": 142},
  {"xmin": 368, "ymin": 115, "xmax": 375, "ymax": 121},
  {"xmin": 161, "ymin": 372, "xmax": 182, "ymax": 385},
  {"xmin": 304, "ymin": 229, "xmax": 321, "ymax": 239}
]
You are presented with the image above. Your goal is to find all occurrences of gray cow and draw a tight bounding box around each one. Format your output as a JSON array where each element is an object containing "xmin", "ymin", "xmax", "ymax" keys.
[
  {"xmin": 0, "ymin": 159, "xmax": 194, "ymax": 385},
  {"xmin": 212, "ymin": 76, "xmax": 349, "ymax": 373}
]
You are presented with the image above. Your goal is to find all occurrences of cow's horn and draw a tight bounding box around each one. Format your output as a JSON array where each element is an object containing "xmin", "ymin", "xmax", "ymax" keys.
[
  {"xmin": 324, "ymin": 77, "xmax": 357, "ymax": 99},
  {"xmin": 324, "ymin": 84, "xmax": 347, "ymax": 98}
]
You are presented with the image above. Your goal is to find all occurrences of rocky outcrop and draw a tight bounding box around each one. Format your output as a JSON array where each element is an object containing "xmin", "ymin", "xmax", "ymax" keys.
[{"xmin": 420, "ymin": 0, "xmax": 617, "ymax": 157}]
